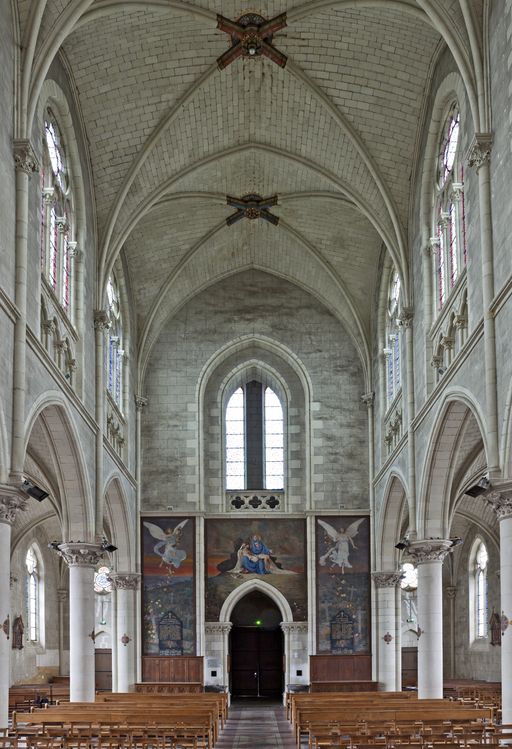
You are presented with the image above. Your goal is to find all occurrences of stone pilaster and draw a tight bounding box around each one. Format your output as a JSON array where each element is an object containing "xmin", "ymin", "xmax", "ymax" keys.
[
  {"xmin": 372, "ymin": 571, "xmax": 402, "ymax": 691},
  {"xmin": 110, "ymin": 573, "xmax": 140, "ymax": 691}
]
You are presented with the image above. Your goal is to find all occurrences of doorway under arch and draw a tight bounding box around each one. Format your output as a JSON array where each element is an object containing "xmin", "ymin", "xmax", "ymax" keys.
[{"xmin": 229, "ymin": 590, "xmax": 284, "ymax": 698}]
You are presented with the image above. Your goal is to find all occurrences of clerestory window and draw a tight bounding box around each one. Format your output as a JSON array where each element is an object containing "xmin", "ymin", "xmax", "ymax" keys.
[
  {"xmin": 25, "ymin": 546, "xmax": 40, "ymax": 642},
  {"xmin": 432, "ymin": 104, "xmax": 466, "ymax": 312},
  {"xmin": 106, "ymin": 273, "xmax": 124, "ymax": 410},
  {"xmin": 225, "ymin": 381, "xmax": 284, "ymax": 491},
  {"xmin": 384, "ymin": 270, "xmax": 402, "ymax": 407},
  {"xmin": 41, "ymin": 108, "xmax": 76, "ymax": 317},
  {"xmin": 469, "ymin": 538, "xmax": 488, "ymax": 642}
]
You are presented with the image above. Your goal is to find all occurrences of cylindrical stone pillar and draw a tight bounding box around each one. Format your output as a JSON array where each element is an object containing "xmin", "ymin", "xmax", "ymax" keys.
[
  {"xmin": 0, "ymin": 494, "xmax": 27, "ymax": 727},
  {"xmin": 372, "ymin": 571, "xmax": 402, "ymax": 691},
  {"xmin": 485, "ymin": 490, "xmax": 512, "ymax": 723},
  {"xmin": 111, "ymin": 573, "xmax": 140, "ymax": 692},
  {"xmin": 58, "ymin": 543, "xmax": 103, "ymax": 702},
  {"xmin": 408, "ymin": 540, "xmax": 451, "ymax": 699}
]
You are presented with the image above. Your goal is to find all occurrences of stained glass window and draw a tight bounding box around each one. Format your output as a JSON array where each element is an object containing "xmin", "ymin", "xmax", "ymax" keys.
[
  {"xmin": 433, "ymin": 105, "xmax": 466, "ymax": 312},
  {"xmin": 41, "ymin": 108, "xmax": 74, "ymax": 315},
  {"xmin": 26, "ymin": 547, "xmax": 39, "ymax": 642},
  {"xmin": 225, "ymin": 383, "xmax": 284, "ymax": 490},
  {"xmin": 385, "ymin": 270, "xmax": 402, "ymax": 407},
  {"xmin": 106, "ymin": 274, "xmax": 124, "ymax": 410}
]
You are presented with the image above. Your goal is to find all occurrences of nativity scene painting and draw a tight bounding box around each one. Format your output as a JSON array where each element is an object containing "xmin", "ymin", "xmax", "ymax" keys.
[
  {"xmin": 316, "ymin": 515, "xmax": 370, "ymax": 654},
  {"xmin": 206, "ymin": 518, "xmax": 307, "ymax": 621},
  {"xmin": 141, "ymin": 517, "xmax": 195, "ymax": 655}
]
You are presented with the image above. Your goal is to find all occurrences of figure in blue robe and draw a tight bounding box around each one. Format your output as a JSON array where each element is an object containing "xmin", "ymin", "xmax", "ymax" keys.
[{"xmin": 241, "ymin": 534, "xmax": 273, "ymax": 574}]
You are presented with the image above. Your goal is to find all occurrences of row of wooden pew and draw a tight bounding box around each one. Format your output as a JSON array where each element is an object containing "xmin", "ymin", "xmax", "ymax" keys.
[
  {"xmin": 286, "ymin": 691, "xmax": 500, "ymax": 748},
  {"xmin": 7, "ymin": 691, "xmax": 228, "ymax": 749}
]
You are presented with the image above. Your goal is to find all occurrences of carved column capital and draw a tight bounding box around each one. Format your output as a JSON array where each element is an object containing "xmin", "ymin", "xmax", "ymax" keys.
[
  {"xmin": 280, "ymin": 621, "xmax": 308, "ymax": 634},
  {"xmin": 361, "ymin": 392, "xmax": 375, "ymax": 408},
  {"xmin": 0, "ymin": 492, "xmax": 28, "ymax": 525},
  {"xmin": 94, "ymin": 310, "xmax": 111, "ymax": 331},
  {"xmin": 13, "ymin": 140, "xmax": 39, "ymax": 174},
  {"xmin": 426, "ymin": 236, "xmax": 440, "ymax": 256},
  {"xmin": 466, "ymin": 133, "xmax": 493, "ymax": 171},
  {"xmin": 110, "ymin": 572, "xmax": 141, "ymax": 591},
  {"xmin": 372, "ymin": 570, "xmax": 402, "ymax": 588},
  {"xmin": 397, "ymin": 307, "xmax": 414, "ymax": 328},
  {"xmin": 57, "ymin": 542, "xmax": 104, "ymax": 568},
  {"xmin": 406, "ymin": 539, "xmax": 452, "ymax": 564},
  {"xmin": 485, "ymin": 490, "xmax": 512, "ymax": 521},
  {"xmin": 135, "ymin": 395, "xmax": 148, "ymax": 412},
  {"xmin": 205, "ymin": 622, "xmax": 233, "ymax": 635}
]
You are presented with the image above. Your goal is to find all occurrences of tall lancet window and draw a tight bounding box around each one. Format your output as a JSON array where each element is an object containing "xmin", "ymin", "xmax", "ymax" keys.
[
  {"xmin": 433, "ymin": 104, "xmax": 466, "ymax": 311},
  {"xmin": 106, "ymin": 273, "xmax": 124, "ymax": 410},
  {"xmin": 469, "ymin": 537, "xmax": 489, "ymax": 642},
  {"xmin": 41, "ymin": 108, "xmax": 75, "ymax": 315},
  {"xmin": 26, "ymin": 547, "xmax": 39, "ymax": 642},
  {"xmin": 225, "ymin": 382, "xmax": 284, "ymax": 490},
  {"xmin": 384, "ymin": 270, "xmax": 402, "ymax": 407}
]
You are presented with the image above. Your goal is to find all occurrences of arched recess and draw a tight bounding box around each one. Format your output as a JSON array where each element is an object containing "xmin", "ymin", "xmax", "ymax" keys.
[
  {"xmin": 377, "ymin": 472, "xmax": 409, "ymax": 570},
  {"xmin": 104, "ymin": 475, "xmax": 133, "ymax": 571},
  {"xmin": 417, "ymin": 391, "xmax": 488, "ymax": 539},
  {"xmin": 211, "ymin": 579, "xmax": 294, "ymax": 699},
  {"xmin": 23, "ymin": 393, "xmax": 94, "ymax": 541},
  {"xmin": 197, "ymin": 334, "xmax": 313, "ymax": 512},
  {"xmin": 219, "ymin": 578, "xmax": 294, "ymax": 624}
]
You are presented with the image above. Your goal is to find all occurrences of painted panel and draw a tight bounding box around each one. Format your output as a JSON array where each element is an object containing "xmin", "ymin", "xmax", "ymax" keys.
[
  {"xmin": 206, "ymin": 518, "xmax": 307, "ymax": 621},
  {"xmin": 141, "ymin": 517, "xmax": 195, "ymax": 655},
  {"xmin": 316, "ymin": 515, "xmax": 370, "ymax": 654}
]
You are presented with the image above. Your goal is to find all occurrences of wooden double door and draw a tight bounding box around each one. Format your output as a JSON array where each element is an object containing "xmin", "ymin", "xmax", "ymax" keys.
[{"xmin": 230, "ymin": 627, "xmax": 283, "ymax": 698}]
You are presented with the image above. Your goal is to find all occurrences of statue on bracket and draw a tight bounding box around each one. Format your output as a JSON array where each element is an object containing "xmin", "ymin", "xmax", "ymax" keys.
[{"xmin": 12, "ymin": 615, "xmax": 24, "ymax": 649}]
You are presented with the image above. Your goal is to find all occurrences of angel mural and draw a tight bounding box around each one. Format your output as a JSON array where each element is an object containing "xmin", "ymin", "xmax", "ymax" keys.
[
  {"xmin": 318, "ymin": 518, "xmax": 365, "ymax": 573},
  {"xmin": 143, "ymin": 520, "xmax": 188, "ymax": 574}
]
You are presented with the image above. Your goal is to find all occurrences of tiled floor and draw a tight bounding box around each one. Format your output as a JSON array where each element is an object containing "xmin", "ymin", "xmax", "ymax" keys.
[{"xmin": 215, "ymin": 699, "xmax": 296, "ymax": 749}]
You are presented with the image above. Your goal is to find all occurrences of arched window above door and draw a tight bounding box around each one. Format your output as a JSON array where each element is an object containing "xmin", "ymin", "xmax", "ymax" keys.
[{"xmin": 225, "ymin": 381, "xmax": 284, "ymax": 491}]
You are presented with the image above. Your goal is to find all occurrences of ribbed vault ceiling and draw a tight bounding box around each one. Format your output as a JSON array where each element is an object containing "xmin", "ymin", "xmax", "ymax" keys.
[{"xmin": 16, "ymin": 0, "xmax": 479, "ymax": 369}]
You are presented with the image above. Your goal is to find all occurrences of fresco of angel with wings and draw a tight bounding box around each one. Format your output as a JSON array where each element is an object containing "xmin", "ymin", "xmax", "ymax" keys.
[
  {"xmin": 318, "ymin": 518, "xmax": 365, "ymax": 573},
  {"xmin": 143, "ymin": 520, "xmax": 188, "ymax": 574}
]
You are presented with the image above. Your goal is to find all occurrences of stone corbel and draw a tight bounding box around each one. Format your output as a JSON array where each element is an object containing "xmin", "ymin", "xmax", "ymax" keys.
[
  {"xmin": 94, "ymin": 310, "xmax": 111, "ymax": 332},
  {"xmin": 2, "ymin": 615, "xmax": 10, "ymax": 639},
  {"xmin": 466, "ymin": 133, "xmax": 493, "ymax": 172},
  {"xmin": 372, "ymin": 570, "xmax": 402, "ymax": 588},
  {"xmin": 397, "ymin": 307, "xmax": 414, "ymax": 328},
  {"xmin": 13, "ymin": 140, "xmax": 39, "ymax": 175}
]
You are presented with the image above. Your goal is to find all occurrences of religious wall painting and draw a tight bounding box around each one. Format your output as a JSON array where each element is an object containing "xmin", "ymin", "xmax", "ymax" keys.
[
  {"xmin": 316, "ymin": 515, "xmax": 370, "ymax": 654},
  {"xmin": 141, "ymin": 517, "xmax": 195, "ymax": 655},
  {"xmin": 205, "ymin": 518, "xmax": 307, "ymax": 621}
]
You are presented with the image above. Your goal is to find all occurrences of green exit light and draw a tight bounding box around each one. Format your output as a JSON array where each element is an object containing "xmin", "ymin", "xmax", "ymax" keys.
[{"xmin": 255, "ymin": 619, "xmax": 262, "ymax": 626}]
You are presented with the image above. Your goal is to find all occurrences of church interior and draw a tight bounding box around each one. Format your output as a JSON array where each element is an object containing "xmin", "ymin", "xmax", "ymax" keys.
[{"xmin": 1, "ymin": 0, "xmax": 512, "ymax": 737}]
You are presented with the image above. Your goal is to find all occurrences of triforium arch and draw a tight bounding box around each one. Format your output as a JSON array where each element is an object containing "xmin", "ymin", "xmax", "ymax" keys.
[
  {"xmin": 23, "ymin": 395, "xmax": 94, "ymax": 541},
  {"xmin": 103, "ymin": 475, "xmax": 134, "ymax": 572},
  {"xmin": 418, "ymin": 391, "xmax": 488, "ymax": 539},
  {"xmin": 377, "ymin": 472, "xmax": 409, "ymax": 571}
]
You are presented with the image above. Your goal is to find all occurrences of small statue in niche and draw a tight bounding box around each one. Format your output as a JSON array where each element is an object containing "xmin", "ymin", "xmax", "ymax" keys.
[
  {"xmin": 12, "ymin": 615, "xmax": 24, "ymax": 650},
  {"xmin": 489, "ymin": 608, "xmax": 501, "ymax": 647}
]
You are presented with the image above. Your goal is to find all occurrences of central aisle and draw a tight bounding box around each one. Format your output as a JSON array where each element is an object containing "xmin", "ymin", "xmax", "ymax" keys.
[{"xmin": 215, "ymin": 700, "xmax": 296, "ymax": 749}]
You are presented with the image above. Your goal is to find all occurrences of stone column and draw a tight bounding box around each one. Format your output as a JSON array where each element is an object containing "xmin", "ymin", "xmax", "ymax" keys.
[
  {"xmin": 57, "ymin": 588, "xmax": 69, "ymax": 676},
  {"xmin": 485, "ymin": 490, "xmax": 512, "ymax": 723},
  {"xmin": 0, "ymin": 493, "xmax": 27, "ymax": 727},
  {"xmin": 110, "ymin": 573, "xmax": 140, "ymax": 692},
  {"xmin": 372, "ymin": 571, "xmax": 402, "ymax": 691},
  {"xmin": 134, "ymin": 395, "xmax": 147, "ymax": 683},
  {"xmin": 94, "ymin": 311, "xmax": 110, "ymax": 539},
  {"xmin": 407, "ymin": 540, "xmax": 451, "ymax": 699},
  {"xmin": 205, "ymin": 622, "xmax": 232, "ymax": 692},
  {"xmin": 398, "ymin": 308, "xmax": 417, "ymax": 539},
  {"xmin": 467, "ymin": 135, "xmax": 499, "ymax": 473},
  {"xmin": 57, "ymin": 543, "xmax": 104, "ymax": 702},
  {"xmin": 11, "ymin": 143, "xmax": 38, "ymax": 481},
  {"xmin": 281, "ymin": 621, "xmax": 309, "ymax": 695}
]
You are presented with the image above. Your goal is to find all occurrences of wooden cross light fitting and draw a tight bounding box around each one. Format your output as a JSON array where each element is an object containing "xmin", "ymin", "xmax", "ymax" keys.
[
  {"xmin": 216, "ymin": 13, "xmax": 288, "ymax": 70},
  {"xmin": 226, "ymin": 194, "xmax": 279, "ymax": 226}
]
